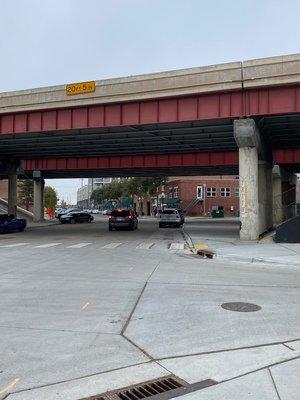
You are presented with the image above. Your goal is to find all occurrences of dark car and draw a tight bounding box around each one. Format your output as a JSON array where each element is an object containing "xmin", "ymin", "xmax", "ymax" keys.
[
  {"xmin": 56, "ymin": 208, "xmax": 81, "ymax": 220},
  {"xmin": 60, "ymin": 211, "xmax": 93, "ymax": 224},
  {"xmin": 0, "ymin": 214, "xmax": 26, "ymax": 234},
  {"xmin": 108, "ymin": 209, "xmax": 138, "ymax": 231}
]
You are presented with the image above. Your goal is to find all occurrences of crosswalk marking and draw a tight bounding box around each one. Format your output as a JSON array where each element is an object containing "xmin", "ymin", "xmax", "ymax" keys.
[
  {"xmin": 101, "ymin": 242, "xmax": 122, "ymax": 249},
  {"xmin": 0, "ymin": 243, "xmax": 29, "ymax": 248},
  {"xmin": 67, "ymin": 243, "xmax": 92, "ymax": 249},
  {"xmin": 169, "ymin": 242, "xmax": 185, "ymax": 250},
  {"xmin": 136, "ymin": 242, "xmax": 154, "ymax": 249},
  {"xmin": 34, "ymin": 243, "xmax": 62, "ymax": 248}
]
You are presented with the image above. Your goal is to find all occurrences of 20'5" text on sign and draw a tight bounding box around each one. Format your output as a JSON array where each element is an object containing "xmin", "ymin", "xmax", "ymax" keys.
[{"xmin": 66, "ymin": 81, "xmax": 96, "ymax": 95}]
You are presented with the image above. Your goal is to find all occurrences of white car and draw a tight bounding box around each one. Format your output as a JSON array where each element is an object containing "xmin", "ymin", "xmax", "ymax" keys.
[
  {"xmin": 91, "ymin": 209, "xmax": 100, "ymax": 214},
  {"xmin": 102, "ymin": 210, "xmax": 110, "ymax": 215}
]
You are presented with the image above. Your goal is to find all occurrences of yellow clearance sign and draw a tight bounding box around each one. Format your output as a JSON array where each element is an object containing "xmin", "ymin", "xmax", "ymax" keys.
[{"xmin": 66, "ymin": 81, "xmax": 96, "ymax": 95}]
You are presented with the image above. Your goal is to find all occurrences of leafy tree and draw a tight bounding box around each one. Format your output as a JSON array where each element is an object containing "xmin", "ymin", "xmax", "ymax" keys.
[
  {"xmin": 18, "ymin": 179, "xmax": 34, "ymax": 210},
  {"xmin": 91, "ymin": 177, "xmax": 166, "ymax": 207},
  {"xmin": 44, "ymin": 186, "xmax": 59, "ymax": 209}
]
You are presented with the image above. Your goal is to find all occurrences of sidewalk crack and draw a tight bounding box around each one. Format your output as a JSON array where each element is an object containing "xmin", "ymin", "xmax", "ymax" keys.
[
  {"xmin": 268, "ymin": 367, "xmax": 282, "ymax": 400},
  {"xmin": 121, "ymin": 261, "xmax": 161, "ymax": 361}
]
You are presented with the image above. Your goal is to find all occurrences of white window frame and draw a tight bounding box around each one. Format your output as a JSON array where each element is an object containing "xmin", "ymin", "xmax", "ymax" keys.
[
  {"xmin": 173, "ymin": 186, "xmax": 179, "ymax": 198},
  {"xmin": 221, "ymin": 187, "xmax": 231, "ymax": 197},
  {"xmin": 196, "ymin": 185, "xmax": 203, "ymax": 200},
  {"xmin": 207, "ymin": 187, "xmax": 216, "ymax": 197}
]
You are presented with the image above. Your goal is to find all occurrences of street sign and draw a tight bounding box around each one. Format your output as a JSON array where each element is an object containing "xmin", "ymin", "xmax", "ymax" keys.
[{"xmin": 66, "ymin": 81, "xmax": 96, "ymax": 95}]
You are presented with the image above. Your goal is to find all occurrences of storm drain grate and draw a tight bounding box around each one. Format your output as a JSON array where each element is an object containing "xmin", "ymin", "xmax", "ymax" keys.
[
  {"xmin": 117, "ymin": 377, "xmax": 183, "ymax": 399},
  {"xmin": 79, "ymin": 376, "xmax": 186, "ymax": 400}
]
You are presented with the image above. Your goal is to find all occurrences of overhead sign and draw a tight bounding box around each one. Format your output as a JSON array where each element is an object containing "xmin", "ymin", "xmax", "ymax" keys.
[{"xmin": 66, "ymin": 81, "xmax": 96, "ymax": 95}]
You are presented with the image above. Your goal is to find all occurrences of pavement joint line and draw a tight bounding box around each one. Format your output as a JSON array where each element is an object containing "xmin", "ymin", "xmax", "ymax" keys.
[
  {"xmin": 192, "ymin": 354, "xmax": 300, "ymax": 395},
  {"xmin": 8, "ymin": 361, "xmax": 152, "ymax": 396},
  {"xmin": 0, "ymin": 324, "xmax": 120, "ymax": 335},
  {"xmin": 6, "ymin": 353, "xmax": 300, "ymax": 397},
  {"xmin": 268, "ymin": 367, "xmax": 282, "ymax": 400},
  {"xmin": 282, "ymin": 343, "xmax": 295, "ymax": 351},
  {"xmin": 121, "ymin": 261, "xmax": 162, "ymax": 361},
  {"xmin": 146, "ymin": 281, "xmax": 300, "ymax": 289},
  {"xmin": 157, "ymin": 340, "xmax": 300, "ymax": 361}
]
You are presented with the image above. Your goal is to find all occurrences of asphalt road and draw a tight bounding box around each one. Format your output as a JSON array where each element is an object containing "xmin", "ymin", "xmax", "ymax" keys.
[{"xmin": 0, "ymin": 217, "xmax": 299, "ymax": 399}]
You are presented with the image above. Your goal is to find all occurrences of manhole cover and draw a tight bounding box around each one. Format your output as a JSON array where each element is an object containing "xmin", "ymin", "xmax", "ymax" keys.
[{"xmin": 221, "ymin": 302, "xmax": 261, "ymax": 312}]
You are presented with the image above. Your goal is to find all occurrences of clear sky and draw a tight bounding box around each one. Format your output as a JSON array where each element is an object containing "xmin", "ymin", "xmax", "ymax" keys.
[{"xmin": 1, "ymin": 0, "xmax": 299, "ymax": 202}]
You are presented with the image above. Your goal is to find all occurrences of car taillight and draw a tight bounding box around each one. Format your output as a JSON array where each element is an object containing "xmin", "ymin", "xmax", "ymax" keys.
[{"xmin": 127, "ymin": 215, "xmax": 132, "ymax": 219}]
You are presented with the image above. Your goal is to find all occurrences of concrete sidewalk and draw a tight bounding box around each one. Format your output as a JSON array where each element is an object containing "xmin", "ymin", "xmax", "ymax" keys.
[{"xmin": 183, "ymin": 219, "xmax": 300, "ymax": 268}]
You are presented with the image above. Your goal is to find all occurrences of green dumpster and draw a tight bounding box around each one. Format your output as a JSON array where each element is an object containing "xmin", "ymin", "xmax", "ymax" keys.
[{"xmin": 211, "ymin": 209, "xmax": 224, "ymax": 218}]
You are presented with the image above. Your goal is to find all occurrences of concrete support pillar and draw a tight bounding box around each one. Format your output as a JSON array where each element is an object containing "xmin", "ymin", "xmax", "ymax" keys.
[
  {"xmin": 234, "ymin": 118, "xmax": 272, "ymax": 240},
  {"xmin": 33, "ymin": 177, "xmax": 45, "ymax": 223},
  {"xmin": 272, "ymin": 165, "xmax": 283, "ymax": 226},
  {"xmin": 238, "ymin": 147, "xmax": 259, "ymax": 240},
  {"xmin": 258, "ymin": 161, "xmax": 273, "ymax": 234},
  {"xmin": 8, "ymin": 173, "xmax": 18, "ymax": 216}
]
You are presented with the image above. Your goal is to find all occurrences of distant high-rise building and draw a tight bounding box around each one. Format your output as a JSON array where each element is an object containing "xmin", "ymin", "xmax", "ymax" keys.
[{"xmin": 77, "ymin": 177, "xmax": 119, "ymax": 208}]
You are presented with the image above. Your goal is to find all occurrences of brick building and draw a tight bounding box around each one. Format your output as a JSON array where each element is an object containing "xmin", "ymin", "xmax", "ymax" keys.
[{"xmin": 159, "ymin": 176, "xmax": 240, "ymax": 216}]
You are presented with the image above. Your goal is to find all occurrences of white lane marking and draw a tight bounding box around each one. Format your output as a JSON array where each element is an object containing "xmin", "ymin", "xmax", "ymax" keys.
[
  {"xmin": 34, "ymin": 243, "xmax": 62, "ymax": 248},
  {"xmin": 67, "ymin": 243, "xmax": 92, "ymax": 249},
  {"xmin": 136, "ymin": 242, "xmax": 154, "ymax": 249},
  {"xmin": 102, "ymin": 242, "xmax": 122, "ymax": 249},
  {"xmin": 0, "ymin": 243, "xmax": 29, "ymax": 248},
  {"xmin": 169, "ymin": 242, "xmax": 185, "ymax": 250}
]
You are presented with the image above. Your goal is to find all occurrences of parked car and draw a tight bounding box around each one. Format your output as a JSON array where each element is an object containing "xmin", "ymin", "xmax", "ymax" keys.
[
  {"xmin": 108, "ymin": 209, "xmax": 138, "ymax": 231},
  {"xmin": 159, "ymin": 208, "xmax": 184, "ymax": 228},
  {"xmin": 56, "ymin": 208, "xmax": 81, "ymax": 220},
  {"xmin": 0, "ymin": 214, "xmax": 26, "ymax": 234},
  {"xmin": 55, "ymin": 208, "xmax": 65, "ymax": 218},
  {"xmin": 91, "ymin": 209, "xmax": 100, "ymax": 214},
  {"xmin": 102, "ymin": 209, "xmax": 110, "ymax": 215},
  {"xmin": 60, "ymin": 211, "xmax": 93, "ymax": 224}
]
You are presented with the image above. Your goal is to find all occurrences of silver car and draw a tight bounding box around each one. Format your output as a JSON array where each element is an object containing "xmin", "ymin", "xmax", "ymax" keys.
[{"xmin": 159, "ymin": 208, "xmax": 184, "ymax": 228}]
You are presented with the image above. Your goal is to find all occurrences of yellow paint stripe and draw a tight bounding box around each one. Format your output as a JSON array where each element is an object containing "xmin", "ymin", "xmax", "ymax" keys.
[
  {"xmin": 0, "ymin": 378, "xmax": 20, "ymax": 395},
  {"xmin": 194, "ymin": 243, "xmax": 208, "ymax": 250},
  {"xmin": 81, "ymin": 302, "xmax": 90, "ymax": 310}
]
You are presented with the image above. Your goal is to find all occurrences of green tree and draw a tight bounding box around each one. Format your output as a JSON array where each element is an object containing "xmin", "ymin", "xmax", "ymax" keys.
[
  {"xmin": 44, "ymin": 186, "xmax": 59, "ymax": 209},
  {"xmin": 91, "ymin": 186, "xmax": 109, "ymax": 205},
  {"xmin": 18, "ymin": 179, "xmax": 34, "ymax": 210}
]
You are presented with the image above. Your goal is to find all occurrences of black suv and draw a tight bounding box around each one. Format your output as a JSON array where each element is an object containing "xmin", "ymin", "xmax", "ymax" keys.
[
  {"xmin": 108, "ymin": 209, "xmax": 138, "ymax": 231},
  {"xmin": 60, "ymin": 211, "xmax": 93, "ymax": 224}
]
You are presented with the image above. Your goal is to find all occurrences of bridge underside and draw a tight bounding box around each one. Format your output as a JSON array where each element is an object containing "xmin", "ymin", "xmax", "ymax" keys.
[{"xmin": 0, "ymin": 113, "xmax": 299, "ymax": 178}]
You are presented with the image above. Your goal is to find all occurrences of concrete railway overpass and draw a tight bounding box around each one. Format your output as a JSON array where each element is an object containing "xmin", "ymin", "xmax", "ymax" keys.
[{"xmin": 0, "ymin": 53, "xmax": 300, "ymax": 239}]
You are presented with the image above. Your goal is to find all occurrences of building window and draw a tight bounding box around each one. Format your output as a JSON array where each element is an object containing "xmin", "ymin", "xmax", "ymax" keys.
[
  {"xmin": 207, "ymin": 187, "xmax": 216, "ymax": 197},
  {"xmin": 196, "ymin": 185, "xmax": 203, "ymax": 200},
  {"xmin": 221, "ymin": 187, "xmax": 231, "ymax": 197},
  {"xmin": 173, "ymin": 186, "xmax": 179, "ymax": 198},
  {"xmin": 235, "ymin": 187, "xmax": 239, "ymax": 197}
]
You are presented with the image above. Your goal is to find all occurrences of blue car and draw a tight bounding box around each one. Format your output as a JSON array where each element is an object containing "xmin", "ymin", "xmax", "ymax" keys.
[{"xmin": 0, "ymin": 214, "xmax": 27, "ymax": 234}]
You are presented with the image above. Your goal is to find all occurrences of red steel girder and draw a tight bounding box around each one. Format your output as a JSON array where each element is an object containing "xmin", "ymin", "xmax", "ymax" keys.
[
  {"xmin": 1, "ymin": 85, "xmax": 300, "ymax": 135},
  {"xmin": 273, "ymin": 148, "xmax": 300, "ymax": 164},
  {"xmin": 23, "ymin": 151, "xmax": 239, "ymax": 171}
]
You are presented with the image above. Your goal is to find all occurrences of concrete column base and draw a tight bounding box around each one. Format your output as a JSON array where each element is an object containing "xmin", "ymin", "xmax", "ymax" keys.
[
  {"xmin": 272, "ymin": 166, "xmax": 283, "ymax": 226},
  {"xmin": 8, "ymin": 173, "xmax": 18, "ymax": 216},
  {"xmin": 33, "ymin": 178, "xmax": 45, "ymax": 223},
  {"xmin": 239, "ymin": 147, "xmax": 259, "ymax": 240}
]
